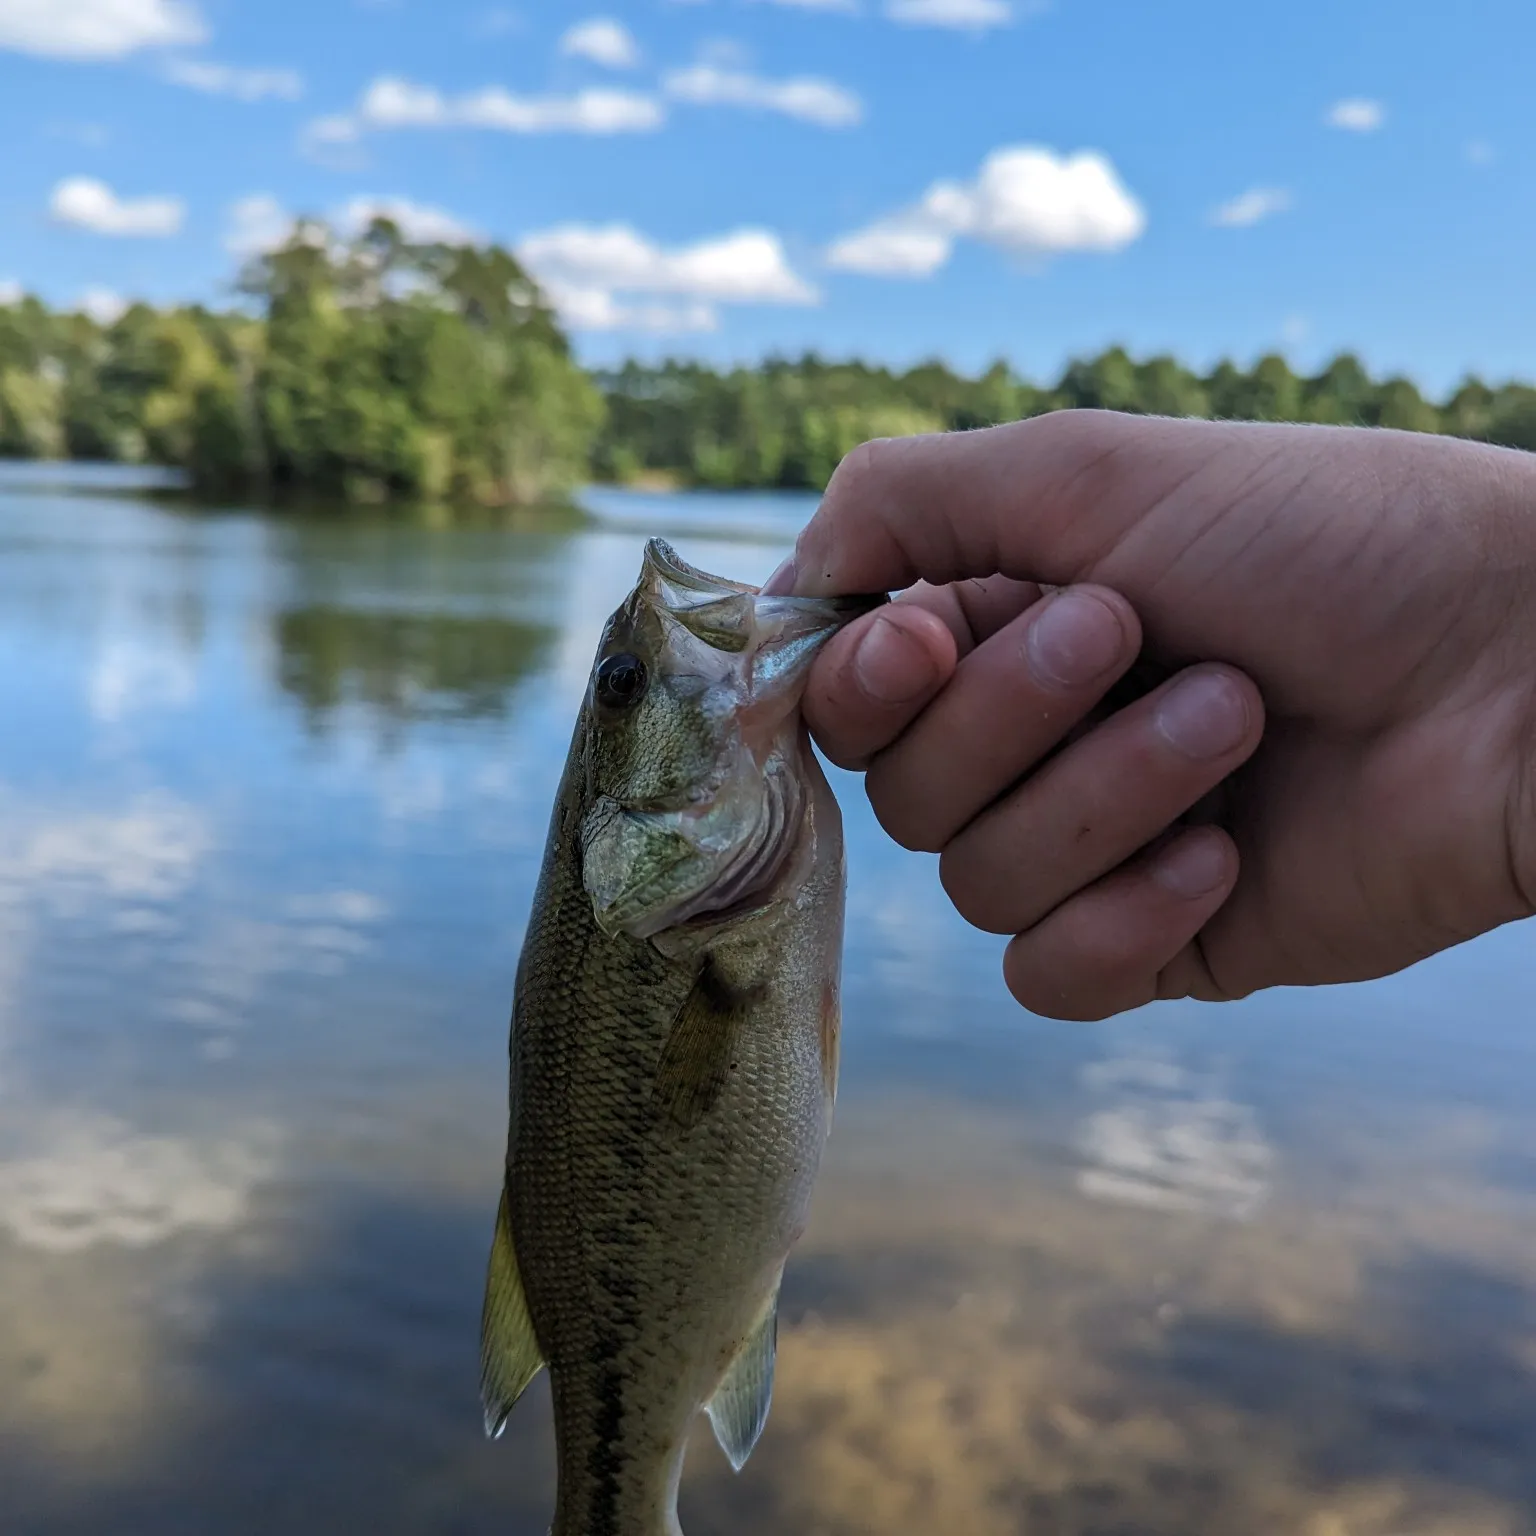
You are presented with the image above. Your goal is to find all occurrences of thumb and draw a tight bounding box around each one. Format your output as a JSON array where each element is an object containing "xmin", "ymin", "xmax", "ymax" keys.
[{"xmin": 766, "ymin": 410, "xmax": 1237, "ymax": 600}]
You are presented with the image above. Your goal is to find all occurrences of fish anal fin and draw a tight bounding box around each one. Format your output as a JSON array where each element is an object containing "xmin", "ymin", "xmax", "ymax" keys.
[
  {"xmin": 479, "ymin": 1187, "xmax": 545, "ymax": 1439},
  {"xmin": 706, "ymin": 1279, "xmax": 780, "ymax": 1473},
  {"xmin": 653, "ymin": 961, "xmax": 762, "ymax": 1129}
]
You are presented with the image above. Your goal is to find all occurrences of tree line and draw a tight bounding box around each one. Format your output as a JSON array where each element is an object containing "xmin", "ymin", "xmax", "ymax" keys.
[
  {"xmin": 592, "ymin": 351, "xmax": 1536, "ymax": 492},
  {"xmin": 2, "ymin": 223, "xmax": 1532, "ymax": 504}
]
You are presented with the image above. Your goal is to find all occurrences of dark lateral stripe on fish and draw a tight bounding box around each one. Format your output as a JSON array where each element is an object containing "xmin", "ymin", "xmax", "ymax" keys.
[{"xmin": 585, "ymin": 1361, "xmax": 626, "ymax": 1536}]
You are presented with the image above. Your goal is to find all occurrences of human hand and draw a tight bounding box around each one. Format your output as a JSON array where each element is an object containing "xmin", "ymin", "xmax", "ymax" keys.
[{"xmin": 767, "ymin": 411, "xmax": 1536, "ymax": 1020}]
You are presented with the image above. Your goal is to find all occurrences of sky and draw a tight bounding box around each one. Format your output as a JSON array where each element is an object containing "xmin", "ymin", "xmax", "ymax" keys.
[{"xmin": 0, "ymin": 0, "xmax": 1532, "ymax": 396}]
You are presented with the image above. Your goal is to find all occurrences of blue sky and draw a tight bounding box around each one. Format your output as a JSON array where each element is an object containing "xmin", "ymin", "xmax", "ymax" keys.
[{"xmin": 0, "ymin": 0, "xmax": 1531, "ymax": 396}]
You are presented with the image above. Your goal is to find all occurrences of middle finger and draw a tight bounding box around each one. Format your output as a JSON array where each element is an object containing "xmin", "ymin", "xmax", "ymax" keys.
[{"xmin": 865, "ymin": 584, "xmax": 1141, "ymax": 852}]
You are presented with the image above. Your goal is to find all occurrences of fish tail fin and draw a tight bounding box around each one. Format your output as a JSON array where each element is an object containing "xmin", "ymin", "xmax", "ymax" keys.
[
  {"xmin": 705, "ymin": 1275, "xmax": 780, "ymax": 1473},
  {"xmin": 479, "ymin": 1186, "xmax": 545, "ymax": 1439}
]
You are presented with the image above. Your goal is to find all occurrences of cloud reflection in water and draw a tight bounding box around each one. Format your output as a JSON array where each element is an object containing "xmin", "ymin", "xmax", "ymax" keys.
[{"xmin": 1077, "ymin": 1055, "xmax": 1273, "ymax": 1221}]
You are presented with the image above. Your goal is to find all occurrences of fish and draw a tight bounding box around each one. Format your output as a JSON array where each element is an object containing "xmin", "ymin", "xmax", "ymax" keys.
[{"xmin": 479, "ymin": 536, "xmax": 886, "ymax": 1536}]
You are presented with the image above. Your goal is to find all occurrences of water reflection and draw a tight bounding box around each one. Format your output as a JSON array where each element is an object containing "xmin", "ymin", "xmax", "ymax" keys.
[
  {"xmin": 0, "ymin": 475, "xmax": 1534, "ymax": 1534},
  {"xmin": 0, "ymin": 1109, "xmax": 278, "ymax": 1255},
  {"xmin": 1076, "ymin": 1055, "xmax": 1273, "ymax": 1221},
  {"xmin": 273, "ymin": 605, "xmax": 554, "ymax": 733}
]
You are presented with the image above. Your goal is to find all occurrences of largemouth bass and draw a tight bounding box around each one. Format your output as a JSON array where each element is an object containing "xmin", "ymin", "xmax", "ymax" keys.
[{"xmin": 480, "ymin": 537, "xmax": 884, "ymax": 1536}]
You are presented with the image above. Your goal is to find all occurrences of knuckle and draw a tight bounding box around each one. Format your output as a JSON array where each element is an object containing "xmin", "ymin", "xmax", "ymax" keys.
[
  {"xmin": 823, "ymin": 436, "xmax": 890, "ymax": 505},
  {"xmin": 1027, "ymin": 406, "xmax": 1134, "ymax": 459},
  {"xmin": 1018, "ymin": 409, "xmax": 1144, "ymax": 524}
]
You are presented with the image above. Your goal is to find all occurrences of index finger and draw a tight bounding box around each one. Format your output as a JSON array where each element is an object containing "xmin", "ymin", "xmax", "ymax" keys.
[{"xmin": 764, "ymin": 410, "xmax": 1256, "ymax": 600}]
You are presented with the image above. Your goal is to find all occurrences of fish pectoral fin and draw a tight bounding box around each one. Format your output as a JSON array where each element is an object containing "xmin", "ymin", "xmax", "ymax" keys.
[
  {"xmin": 705, "ymin": 1280, "xmax": 780, "ymax": 1474},
  {"xmin": 652, "ymin": 961, "xmax": 762, "ymax": 1130},
  {"xmin": 479, "ymin": 1187, "xmax": 545, "ymax": 1440}
]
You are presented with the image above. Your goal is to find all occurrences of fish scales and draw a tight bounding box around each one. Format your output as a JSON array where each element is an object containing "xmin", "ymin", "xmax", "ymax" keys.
[{"xmin": 481, "ymin": 538, "xmax": 882, "ymax": 1536}]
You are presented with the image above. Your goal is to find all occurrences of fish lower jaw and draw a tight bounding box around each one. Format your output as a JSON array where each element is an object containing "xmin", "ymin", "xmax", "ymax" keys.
[{"xmin": 603, "ymin": 763, "xmax": 808, "ymax": 943}]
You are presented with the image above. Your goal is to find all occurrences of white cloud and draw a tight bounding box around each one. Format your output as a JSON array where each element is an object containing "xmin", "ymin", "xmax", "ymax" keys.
[
  {"xmin": 521, "ymin": 225, "xmax": 817, "ymax": 303},
  {"xmin": 560, "ymin": 16, "xmax": 639, "ymax": 69},
  {"xmin": 519, "ymin": 223, "xmax": 817, "ymax": 333},
  {"xmin": 546, "ymin": 285, "xmax": 717, "ymax": 334},
  {"xmin": 1281, "ymin": 314, "xmax": 1310, "ymax": 347},
  {"xmin": 1209, "ymin": 186, "xmax": 1292, "ymax": 228},
  {"xmin": 1326, "ymin": 97, "xmax": 1384, "ymax": 132},
  {"xmin": 77, "ymin": 287, "xmax": 127, "ymax": 324},
  {"xmin": 0, "ymin": 279, "xmax": 21, "ymax": 305},
  {"xmin": 226, "ymin": 192, "xmax": 477, "ymax": 255},
  {"xmin": 824, "ymin": 223, "xmax": 952, "ymax": 278},
  {"xmin": 225, "ymin": 193, "xmax": 292, "ymax": 256},
  {"xmin": 828, "ymin": 144, "xmax": 1145, "ymax": 278},
  {"xmin": 328, "ymin": 74, "xmax": 663, "ymax": 138},
  {"xmin": 663, "ymin": 63, "xmax": 862, "ymax": 127},
  {"xmin": 0, "ymin": 0, "xmax": 203, "ymax": 59},
  {"xmin": 1466, "ymin": 139, "xmax": 1494, "ymax": 166},
  {"xmin": 885, "ymin": 0, "xmax": 1012, "ymax": 28},
  {"xmin": 163, "ymin": 57, "xmax": 303, "ymax": 100},
  {"xmin": 299, "ymin": 113, "xmax": 362, "ymax": 163},
  {"xmin": 337, "ymin": 194, "xmax": 477, "ymax": 245},
  {"xmin": 50, "ymin": 176, "xmax": 183, "ymax": 237}
]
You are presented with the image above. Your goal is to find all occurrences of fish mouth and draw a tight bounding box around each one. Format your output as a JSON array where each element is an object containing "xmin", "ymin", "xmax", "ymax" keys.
[
  {"xmin": 642, "ymin": 536, "xmax": 887, "ymax": 738},
  {"xmin": 642, "ymin": 537, "xmax": 887, "ymax": 650}
]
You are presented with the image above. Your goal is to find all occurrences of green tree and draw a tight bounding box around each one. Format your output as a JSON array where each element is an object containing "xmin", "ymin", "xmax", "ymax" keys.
[
  {"xmin": 223, "ymin": 216, "xmax": 599, "ymax": 505},
  {"xmin": 1487, "ymin": 386, "xmax": 1536, "ymax": 452},
  {"xmin": 1372, "ymin": 376, "xmax": 1440, "ymax": 434},
  {"xmin": 1302, "ymin": 353, "xmax": 1375, "ymax": 425}
]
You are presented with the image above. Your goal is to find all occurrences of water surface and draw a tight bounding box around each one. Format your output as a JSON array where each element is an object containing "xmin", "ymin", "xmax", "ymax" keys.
[{"xmin": 1, "ymin": 473, "xmax": 1534, "ymax": 1535}]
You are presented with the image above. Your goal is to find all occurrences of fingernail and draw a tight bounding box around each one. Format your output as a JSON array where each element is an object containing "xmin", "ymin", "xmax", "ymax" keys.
[
  {"xmin": 1153, "ymin": 831, "xmax": 1231, "ymax": 899},
  {"xmin": 1154, "ymin": 669, "xmax": 1250, "ymax": 760},
  {"xmin": 761, "ymin": 555, "xmax": 797, "ymax": 596},
  {"xmin": 854, "ymin": 613, "xmax": 940, "ymax": 705},
  {"xmin": 1024, "ymin": 590, "xmax": 1125, "ymax": 689}
]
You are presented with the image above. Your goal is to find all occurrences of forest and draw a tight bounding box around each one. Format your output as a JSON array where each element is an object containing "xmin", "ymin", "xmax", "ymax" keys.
[
  {"xmin": 2, "ymin": 219, "xmax": 1533, "ymax": 502},
  {"xmin": 591, "ymin": 351, "xmax": 1536, "ymax": 491},
  {"xmin": 0, "ymin": 217, "xmax": 600, "ymax": 507}
]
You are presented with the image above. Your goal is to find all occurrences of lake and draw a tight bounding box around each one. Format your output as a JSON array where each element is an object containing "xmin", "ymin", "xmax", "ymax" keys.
[{"xmin": 2, "ymin": 466, "xmax": 1535, "ymax": 1536}]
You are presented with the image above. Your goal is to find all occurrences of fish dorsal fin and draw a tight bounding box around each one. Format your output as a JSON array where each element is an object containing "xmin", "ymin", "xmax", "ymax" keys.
[
  {"xmin": 479, "ymin": 1188, "xmax": 546, "ymax": 1439},
  {"xmin": 706, "ymin": 1280, "xmax": 780, "ymax": 1473},
  {"xmin": 652, "ymin": 961, "xmax": 763, "ymax": 1130}
]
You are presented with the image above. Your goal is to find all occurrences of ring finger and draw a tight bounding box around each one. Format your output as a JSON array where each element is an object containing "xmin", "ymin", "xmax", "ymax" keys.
[{"xmin": 938, "ymin": 663, "xmax": 1264, "ymax": 935}]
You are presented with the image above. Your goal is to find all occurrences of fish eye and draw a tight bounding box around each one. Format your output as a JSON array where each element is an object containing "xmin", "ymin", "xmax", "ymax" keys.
[{"xmin": 595, "ymin": 651, "xmax": 648, "ymax": 708}]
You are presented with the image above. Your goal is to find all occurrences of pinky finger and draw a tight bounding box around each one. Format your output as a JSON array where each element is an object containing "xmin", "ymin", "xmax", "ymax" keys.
[{"xmin": 1001, "ymin": 827, "xmax": 1240, "ymax": 1022}]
